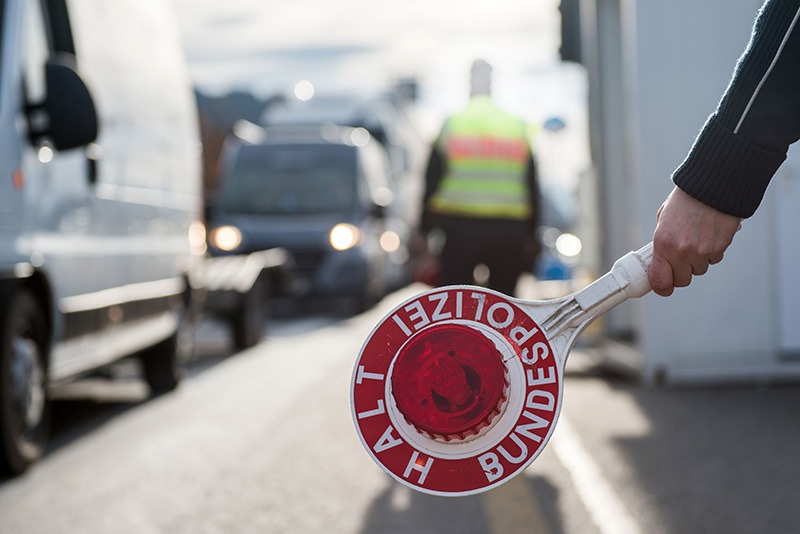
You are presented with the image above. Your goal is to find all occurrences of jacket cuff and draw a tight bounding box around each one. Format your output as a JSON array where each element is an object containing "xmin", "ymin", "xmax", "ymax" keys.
[{"xmin": 672, "ymin": 117, "xmax": 786, "ymax": 218}]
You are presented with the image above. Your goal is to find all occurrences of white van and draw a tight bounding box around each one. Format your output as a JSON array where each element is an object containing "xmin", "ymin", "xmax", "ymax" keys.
[{"xmin": 0, "ymin": 0, "xmax": 203, "ymax": 474}]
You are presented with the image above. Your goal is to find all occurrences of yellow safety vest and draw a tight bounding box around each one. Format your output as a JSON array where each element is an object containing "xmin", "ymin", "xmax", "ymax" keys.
[{"xmin": 428, "ymin": 96, "xmax": 532, "ymax": 220}]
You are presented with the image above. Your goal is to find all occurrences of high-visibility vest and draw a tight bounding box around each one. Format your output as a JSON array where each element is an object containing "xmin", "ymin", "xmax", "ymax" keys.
[{"xmin": 428, "ymin": 96, "xmax": 532, "ymax": 220}]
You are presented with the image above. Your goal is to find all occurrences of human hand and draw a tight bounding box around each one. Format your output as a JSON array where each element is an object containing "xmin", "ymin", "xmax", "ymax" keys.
[{"xmin": 649, "ymin": 186, "xmax": 742, "ymax": 297}]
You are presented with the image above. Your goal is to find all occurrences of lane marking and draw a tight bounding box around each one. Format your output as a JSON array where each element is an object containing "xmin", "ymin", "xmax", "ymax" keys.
[{"xmin": 550, "ymin": 417, "xmax": 641, "ymax": 534}]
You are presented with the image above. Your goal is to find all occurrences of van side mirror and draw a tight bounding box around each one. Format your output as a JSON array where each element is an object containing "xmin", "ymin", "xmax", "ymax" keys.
[{"xmin": 28, "ymin": 55, "xmax": 98, "ymax": 150}]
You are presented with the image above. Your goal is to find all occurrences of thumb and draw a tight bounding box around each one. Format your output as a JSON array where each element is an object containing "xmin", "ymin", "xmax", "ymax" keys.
[{"xmin": 648, "ymin": 253, "xmax": 675, "ymax": 297}]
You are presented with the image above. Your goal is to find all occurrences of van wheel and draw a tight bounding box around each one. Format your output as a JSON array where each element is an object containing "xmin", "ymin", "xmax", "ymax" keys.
[
  {"xmin": 0, "ymin": 289, "xmax": 50, "ymax": 475},
  {"xmin": 139, "ymin": 331, "xmax": 184, "ymax": 395},
  {"xmin": 231, "ymin": 275, "xmax": 268, "ymax": 351}
]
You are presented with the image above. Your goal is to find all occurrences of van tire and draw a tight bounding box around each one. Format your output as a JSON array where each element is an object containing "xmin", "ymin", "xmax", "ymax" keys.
[
  {"xmin": 139, "ymin": 331, "xmax": 184, "ymax": 395},
  {"xmin": 231, "ymin": 275, "xmax": 268, "ymax": 351},
  {"xmin": 0, "ymin": 288, "xmax": 51, "ymax": 475}
]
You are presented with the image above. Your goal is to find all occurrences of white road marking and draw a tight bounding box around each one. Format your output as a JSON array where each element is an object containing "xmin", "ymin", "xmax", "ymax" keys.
[{"xmin": 550, "ymin": 417, "xmax": 641, "ymax": 534}]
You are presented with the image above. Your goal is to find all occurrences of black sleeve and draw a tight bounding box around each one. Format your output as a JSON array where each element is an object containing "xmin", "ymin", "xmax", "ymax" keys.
[
  {"xmin": 673, "ymin": 0, "xmax": 800, "ymax": 218},
  {"xmin": 526, "ymin": 152, "xmax": 541, "ymax": 236},
  {"xmin": 420, "ymin": 144, "xmax": 446, "ymax": 232}
]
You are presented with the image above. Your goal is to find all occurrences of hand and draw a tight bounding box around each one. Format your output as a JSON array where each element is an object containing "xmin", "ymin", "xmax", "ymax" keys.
[{"xmin": 649, "ymin": 186, "xmax": 742, "ymax": 297}]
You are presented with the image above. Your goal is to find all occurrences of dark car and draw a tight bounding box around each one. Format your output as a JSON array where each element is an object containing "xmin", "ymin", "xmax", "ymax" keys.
[{"xmin": 207, "ymin": 123, "xmax": 410, "ymax": 311}]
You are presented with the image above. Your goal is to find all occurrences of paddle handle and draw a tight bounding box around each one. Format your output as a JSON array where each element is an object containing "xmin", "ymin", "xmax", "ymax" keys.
[
  {"xmin": 579, "ymin": 241, "xmax": 653, "ymax": 307},
  {"xmin": 540, "ymin": 242, "xmax": 653, "ymax": 339}
]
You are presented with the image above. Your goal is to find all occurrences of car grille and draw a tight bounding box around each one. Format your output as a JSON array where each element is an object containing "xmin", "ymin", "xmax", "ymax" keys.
[{"xmin": 290, "ymin": 248, "xmax": 327, "ymax": 276}]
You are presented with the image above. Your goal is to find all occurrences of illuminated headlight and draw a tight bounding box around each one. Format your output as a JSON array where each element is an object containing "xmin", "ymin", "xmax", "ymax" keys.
[
  {"xmin": 330, "ymin": 223, "xmax": 362, "ymax": 251},
  {"xmin": 555, "ymin": 233, "xmax": 582, "ymax": 258},
  {"xmin": 209, "ymin": 225, "xmax": 243, "ymax": 251}
]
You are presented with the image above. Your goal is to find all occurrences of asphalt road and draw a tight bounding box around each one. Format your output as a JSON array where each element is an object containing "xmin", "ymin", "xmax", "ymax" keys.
[{"xmin": 1, "ymin": 283, "xmax": 799, "ymax": 534}]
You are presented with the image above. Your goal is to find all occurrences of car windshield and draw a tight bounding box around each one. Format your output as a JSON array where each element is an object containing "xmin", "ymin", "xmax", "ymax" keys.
[{"xmin": 220, "ymin": 142, "xmax": 358, "ymax": 215}]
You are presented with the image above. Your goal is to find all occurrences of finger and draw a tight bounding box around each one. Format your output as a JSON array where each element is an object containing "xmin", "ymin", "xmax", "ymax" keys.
[
  {"xmin": 671, "ymin": 263, "xmax": 693, "ymax": 289},
  {"xmin": 648, "ymin": 254, "xmax": 676, "ymax": 297},
  {"xmin": 691, "ymin": 260, "xmax": 710, "ymax": 276}
]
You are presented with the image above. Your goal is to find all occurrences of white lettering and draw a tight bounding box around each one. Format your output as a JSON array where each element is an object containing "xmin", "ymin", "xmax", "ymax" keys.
[
  {"xmin": 429, "ymin": 293, "xmax": 452, "ymax": 321},
  {"xmin": 487, "ymin": 302, "xmax": 514, "ymax": 329},
  {"xmin": 514, "ymin": 411, "xmax": 548, "ymax": 442},
  {"xmin": 533, "ymin": 342, "xmax": 550, "ymax": 360},
  {"xmin": 403, "ymin": 451, "xmax": 434, "ymax": 485},
  {"xmin": 456, "ymin": 291, "xmax": 463, "ymax": 318},
  {"xmin": 356, "ymin": 365, "xmax": 385, "ymax": 384},
  {"xmin": 498, "ymin": 433, "xmax": 528, "ymax": 464},
  {"xmin": 522, "ymin": 342, "xmax": 550, "ymax": 365},
  {"xmin": 526, "ymin": 365, "xmax": 557, "ymax": 387},
  {"xmin": 471, "ymin": 293, "xmax": 486, "ymax": 321},
  {"xmin": 405, "ymin": 301, "xmax": 430, "ymax": 331},
  {"xmin": 373, "ymin": 426, "xmax": 403, "ymax": 453},
  {"xmin": 392, "ymin": 314, "xmax": 412, "ymax": 336},
  {"xmin": 478, "ymin": 452, "xmax": 504, "ymax": 482},
  {"xmin": 526, "ymin": 390, "xmax": 556, "ymax": 412},
  {"xmin": 357, "ymin": 399, "xmax": 386, "ymax": 419},
  {"xmin": 510, "ymin": 324, "xmax": 539, "ymax": 347}
]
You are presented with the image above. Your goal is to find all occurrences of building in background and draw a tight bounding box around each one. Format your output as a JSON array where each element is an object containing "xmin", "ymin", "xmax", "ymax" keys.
[{"xmin": 565, "ymin": 0, "xmax": 800, "ymax": 384}]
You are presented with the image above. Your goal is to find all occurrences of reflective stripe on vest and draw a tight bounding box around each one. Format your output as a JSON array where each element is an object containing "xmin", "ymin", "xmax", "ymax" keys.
[{"xmin": 429, "ymin": 98, "xmax": 532, "ymax": 219}]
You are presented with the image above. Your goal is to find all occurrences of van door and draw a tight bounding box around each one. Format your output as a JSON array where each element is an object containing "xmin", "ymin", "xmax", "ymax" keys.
[
  {"xmin": 17, "ymin": 0, "xmax": 101, "ymax": 322},
  {"xmin": 4, "ymin": 0, "xmax": 199, "ymax": 382},
  {"xmin": 0, "ymin": 0, "xmax": 23, "ymax": 240},
  {"xmin": 48, "ymin": 0, "xmax": 200, "ymax": 379}
]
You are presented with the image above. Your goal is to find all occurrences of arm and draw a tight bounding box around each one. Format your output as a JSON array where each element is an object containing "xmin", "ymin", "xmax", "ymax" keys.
[
  {"xmin": 522, "ymin": 151, "xmax": 542, "ymax": 269},
  {"xmin": 525, "ymin": 152, "xmax": 541, "ymax": 236},
  {"xmin": 421, "ymin": 142, "xmax": 446, "ymax": 233},
  {"xmin": 651, "ymin": 0, "xmax": 800, "ymax": 296}
]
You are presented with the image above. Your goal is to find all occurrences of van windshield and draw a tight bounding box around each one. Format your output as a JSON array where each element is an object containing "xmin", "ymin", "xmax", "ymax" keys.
[{"xmin": 220, "ymin": 143, "xmax": 359, "ymax": 215}]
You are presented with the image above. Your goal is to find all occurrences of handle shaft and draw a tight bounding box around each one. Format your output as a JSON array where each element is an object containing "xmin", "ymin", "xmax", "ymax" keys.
[
  {"xmin": 541, "ymin": 242, "xmax": 653, "ymax": 338},
  {"xmin": 575, "ymin": 241, "xmax": 652, "ymax": 311}
]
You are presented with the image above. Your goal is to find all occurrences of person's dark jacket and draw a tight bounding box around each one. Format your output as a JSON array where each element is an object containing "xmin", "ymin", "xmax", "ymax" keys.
[{"xmin": 673, "ymin": 0, "xmax": 800, "ymax": 218}]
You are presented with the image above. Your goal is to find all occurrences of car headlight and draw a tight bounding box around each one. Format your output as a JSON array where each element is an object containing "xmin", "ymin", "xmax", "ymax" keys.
[
  {"xmin": 555, "ymin": 233, "xmax": 582, "ymax": 258},
  {"xmin": 330, "ymin": 223, "xmax": 362, "ymax": 251},
  {"xmin": 209, "ymin": 225, "xmax": 243, "ymax": 252}
]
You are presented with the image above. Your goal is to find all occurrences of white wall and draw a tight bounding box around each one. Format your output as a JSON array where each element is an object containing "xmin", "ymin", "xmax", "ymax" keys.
[{"xmin": 620, "ymin": 0, "xmax": 800, "ymax": 383}]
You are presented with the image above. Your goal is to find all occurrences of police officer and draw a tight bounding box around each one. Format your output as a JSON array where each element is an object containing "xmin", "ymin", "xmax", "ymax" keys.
[{"xmin": 420, "ymin": 59, "xmax": 541, "ymax": 296}]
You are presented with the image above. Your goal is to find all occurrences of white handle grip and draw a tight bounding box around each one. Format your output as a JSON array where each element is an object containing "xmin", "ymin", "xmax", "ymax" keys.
[
  {"xmin": 613, "ymin": 241, "xmax": 653, "ymax": 298},
  {"xmin": 573, "ymin": 241, "xmax": 652, "ymax": 314}
]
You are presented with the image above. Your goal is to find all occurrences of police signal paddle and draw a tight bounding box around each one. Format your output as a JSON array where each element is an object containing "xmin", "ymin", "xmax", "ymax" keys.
[{"xmin": 351, "ymin": 242, "xmax": 653, "ymax": 496}]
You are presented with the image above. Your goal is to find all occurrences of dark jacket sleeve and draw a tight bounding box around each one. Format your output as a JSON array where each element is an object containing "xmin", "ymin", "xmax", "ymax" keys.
[
  {"xmin": 526, "ymin": 152, "xmax": 541, "ymax": 236},
  {"xmin": 673, "ymin": 0, "xmax": 800, "ymax": 218},
  {"xmin": 420, "ymin": 144, "xmax": 446, "ymax": 232}
]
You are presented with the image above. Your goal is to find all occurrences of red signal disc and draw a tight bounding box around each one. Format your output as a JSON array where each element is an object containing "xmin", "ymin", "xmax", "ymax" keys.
[
  {"xmin": 390, "ymin": 322, "xmax": 509, "ymax": 441},
  {"xmin": 351, "ymin": 287, "xmax": 561, "ymax": 496}
]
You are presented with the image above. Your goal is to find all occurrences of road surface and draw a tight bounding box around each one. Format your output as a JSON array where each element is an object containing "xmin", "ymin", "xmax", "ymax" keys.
[{"xmin": 1, "ymin": 283, "xmax": 799, "ymax": 533}]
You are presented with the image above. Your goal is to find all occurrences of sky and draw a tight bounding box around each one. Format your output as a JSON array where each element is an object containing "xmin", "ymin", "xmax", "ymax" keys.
[
  {"xmin": 169, "ymin": 0, "xmax": 590, "ymax": 188},
  {"xmin": 169, "ymin": 0, "xmax": 566, "ymax": 116}
]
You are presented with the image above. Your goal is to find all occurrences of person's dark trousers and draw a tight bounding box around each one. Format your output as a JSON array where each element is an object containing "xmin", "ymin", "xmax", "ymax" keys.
[{"xmin": 435, "ymin": 215, "xmax": 528, "ymax": 296}]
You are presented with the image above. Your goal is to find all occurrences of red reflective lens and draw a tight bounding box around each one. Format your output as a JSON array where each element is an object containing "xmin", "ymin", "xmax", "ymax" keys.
[{"xmin": 391, "ymin": 323, "xmax": 508, "ymax": 440}]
